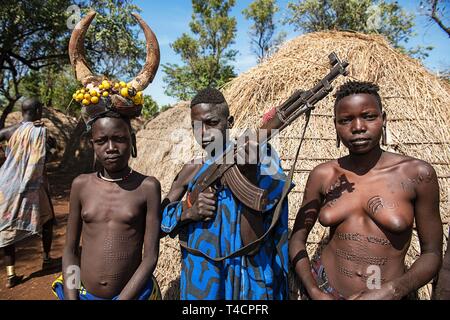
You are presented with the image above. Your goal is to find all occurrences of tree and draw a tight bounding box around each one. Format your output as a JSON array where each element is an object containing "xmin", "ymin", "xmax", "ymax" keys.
[
  {"xmin": 81, "ymin": 0, "xmax": 146, "ymax": 79},
  {"xmin": 0, "ymin": 0, "xmax": 72, "ymax": 128},
  {"xmin": 141, "ymin": 95, "xmax": 159, "ymax": 119},
  {"xmin": 20, "ymin": 66, "xmax": 79, "ymax": 113},
  {"xmin": 420, "ymin": 0, "xmax": 450, "ymax": 37},
  {"xmin": 283, "ymin": 0, "xmax": 430, "ymax": 58},
  {"xmin": 243, "ymin": 0, "xmax": 286, "ymax": 62},
  {"xmin": 163, "ymin": 0, "xmax": 237, "ymax": 100}
]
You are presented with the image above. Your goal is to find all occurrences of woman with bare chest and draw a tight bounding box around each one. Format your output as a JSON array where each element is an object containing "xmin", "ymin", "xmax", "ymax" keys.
[{"xmin": 289, "ymin": 81, "xmax": 443, "ymax": 300}]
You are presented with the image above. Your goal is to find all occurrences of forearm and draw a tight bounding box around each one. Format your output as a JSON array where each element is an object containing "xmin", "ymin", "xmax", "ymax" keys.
[
  {"xmin": 161, "ymin": 200, "xmax": 193, "ymax": 235},
  {"xmin": 62, "ymin": 249, "xmax": 81, "ymax": 300},
  {"xmin": 118, "ymin": 257, "xmax": 157, "ymax": 300},
  {"xmin": 435, "ymin": 244, "xmax": 450, "ymax": 299},
  {"xmin": 391, "ymin": 251, "xmax": 442, "ymax": 299},
  {"xmin": 289, "ymin": 240, "xmax": 321, "ymax": 297}
]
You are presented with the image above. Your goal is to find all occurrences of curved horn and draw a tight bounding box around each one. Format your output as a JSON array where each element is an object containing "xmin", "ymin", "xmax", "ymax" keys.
[
  {"xmin": 129, "ymin": 13, "xmax": 160, "ymax": 92},
  {"xmin": 68, "ymin": 11, "xmax": 100, "ymax": 86}
]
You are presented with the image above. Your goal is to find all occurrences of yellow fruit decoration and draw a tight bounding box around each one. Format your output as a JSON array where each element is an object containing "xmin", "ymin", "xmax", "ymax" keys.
[
  {"xmin": 136, "ymin": 91, "xmax": 143, "ymax": 97},
  {"xmin": 114, "ymin": 83, "xmax": 120, "ymax": 89},
  {"xmin": 127, "ymin": 83, "xmax": 132, "ymax": 88},
  {"xmin": 89, "ymin": 89, "xmax": 97, "ymax": 96},
  {"xmin": 120, "ymin": 87, "xmax": 129, "ymax": 97},
  {"xmin": 77, "ymin": 93, "xmax": 84, "ymax": 101},
  {"xmin": 80, "ymin": 89, "xmax": 85, "ymax": 94},
  {"xmin": 102, "ymin": 80, "xmax": 111, "ymax": 90},
  {"xmin": 84, "ymin": 93, "xmax": 91, "ymax": 100},
  {"xmin": 72, "ymin": 93, "xmax": 77, "ymax": 99},
  {"xmin": 120, "ymin": 81, "xmax": 126, "ymax": 87},
  {"xmin": 102, "ymin": 91, "xmax": 109, "ymax": 97},
  {"xmin": 90, "ymin": 96, "xmax": 99, "ymax": 104},
  {"xmin": 82, "ymin": 99, "xmax": 90, "ymax": 105},
  {"xmin": 99, "ymin": 84, "xmax": 104, "ymax": 90}
]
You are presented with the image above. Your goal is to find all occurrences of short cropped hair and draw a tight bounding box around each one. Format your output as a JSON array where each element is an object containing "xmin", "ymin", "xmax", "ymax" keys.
[
  {"xmin": 191, "ymin": 87, "xmax": 226, "ymax": 107},
  {"xmin": 191, "ymin": 87, "xmax": 229, "ymax": 118},
  {"xmin": 334, "ymin": 81, "xmax": 382, "ymax": 113},
  {"xmin": 21, "ymin": 97, "xmax": 42, "ymax": 114}
]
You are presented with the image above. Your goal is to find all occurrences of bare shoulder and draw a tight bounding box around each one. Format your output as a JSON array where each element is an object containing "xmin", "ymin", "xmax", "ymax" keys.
[
  {"xmin": 385, "ymin": 152, "xmax": 437, "ymax": 179},
  {"xmin": 174, "ymin": 161, "xmax": 202, "ymax": 185},
  {"xmin": 309, "ymin": 159, "xmax": 339, "ymax": 179},
  {"xmin": 305, "ymin": 160, "xmax": 340, "ymax": 195},
  {"xmin": 71, "ymin": 173, "xmax": 95, "ymax": 188},
  {"xmin": 142, "ymin": 175, "xmax": 161, "ymax": 192}
]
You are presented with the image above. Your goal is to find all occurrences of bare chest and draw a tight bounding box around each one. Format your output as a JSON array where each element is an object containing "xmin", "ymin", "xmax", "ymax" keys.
[
  {"xmin": 318, "ymin": 172, "xmax": 415, "ymax": 233},
  {"xmin": 79, "ymin": 181, "xmax": 146, "ymax": 225}
]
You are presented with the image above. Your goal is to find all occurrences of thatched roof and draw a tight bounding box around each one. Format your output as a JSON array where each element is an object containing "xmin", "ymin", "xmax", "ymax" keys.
[{"xmin": 132, "ymin": 31, "xmax": 450, "ymax": 300}]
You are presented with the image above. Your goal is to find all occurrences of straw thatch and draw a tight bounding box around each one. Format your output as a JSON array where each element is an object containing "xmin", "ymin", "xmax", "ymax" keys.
[
  {"xmin": 132, "ymin": 31, "xmax": 450, "ymax": 300},
  {"xmin": 3, "ymin": 107, "xmax": 78, "ymax": 161}
]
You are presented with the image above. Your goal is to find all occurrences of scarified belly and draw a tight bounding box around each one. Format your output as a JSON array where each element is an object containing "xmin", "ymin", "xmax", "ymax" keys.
[
  {"xmin": 319, "ymin": 232, "xmax": 407, "ymax": 298},
  {"xmin": 80, "ymin": 232, "xmax": 142, "ymax": 298}
]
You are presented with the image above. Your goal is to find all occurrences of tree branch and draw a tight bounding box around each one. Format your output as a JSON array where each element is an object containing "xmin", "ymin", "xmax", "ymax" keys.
[
  {"xmin": 430, "ymin": 0, "xmax": 450, "ymax": 37},
  {"xmin": 7, "ymin": 52, "xmax": 66, "ymax": 70}
]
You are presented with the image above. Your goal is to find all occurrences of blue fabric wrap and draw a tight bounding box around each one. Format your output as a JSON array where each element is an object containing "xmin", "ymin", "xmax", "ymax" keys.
[{"xmin": 161, "ymin": 143, "xmax": 293, "ymax": 300}]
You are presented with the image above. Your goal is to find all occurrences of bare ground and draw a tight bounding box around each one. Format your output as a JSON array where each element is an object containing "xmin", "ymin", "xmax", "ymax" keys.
[{"xmin": 0, "ymin": 168, "xmax": 75, "ymax": 300}]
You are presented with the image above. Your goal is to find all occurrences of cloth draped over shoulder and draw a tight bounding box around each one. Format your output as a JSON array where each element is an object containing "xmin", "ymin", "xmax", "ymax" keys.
[
  {"xmin": 161, "ymin": 143, "xmax": 292, "ymax": 300},
  {"xmin": 0, "ymin": 122, "xmax": 51, "ymax": 247}
]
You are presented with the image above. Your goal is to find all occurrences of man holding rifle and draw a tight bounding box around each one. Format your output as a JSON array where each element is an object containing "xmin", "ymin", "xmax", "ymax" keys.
[{"xmin": 161, "ymin": 88, "xmax": 291, "ymax": 300}]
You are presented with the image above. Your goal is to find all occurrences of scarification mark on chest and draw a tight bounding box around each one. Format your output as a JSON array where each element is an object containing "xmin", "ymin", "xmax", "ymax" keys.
[
  {"xmin": 367, "ymin": 196, "xmax": 398, "ymax": 215},
  {"xmin": 401, "ymin": 169, "xmax": 433, "ymax": 192},
  {"xmin": 323, "ymin": 174, "xmax": 355, "ymax": 207}
]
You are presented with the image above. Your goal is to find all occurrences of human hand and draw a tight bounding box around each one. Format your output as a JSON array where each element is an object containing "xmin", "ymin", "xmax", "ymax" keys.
[
  {"xmin": 186, "ymin": 187, "xmax": 217, "ymax": 222},
  {"xmin": 348, "ymin": 282, "xmax": 397, "ymax": 300}
]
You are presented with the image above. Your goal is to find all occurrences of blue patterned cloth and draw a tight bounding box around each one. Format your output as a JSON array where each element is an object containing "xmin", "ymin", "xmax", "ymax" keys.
[{"xmin": 162, "ymin": 143, "xmax": 291, "ymax": 300}]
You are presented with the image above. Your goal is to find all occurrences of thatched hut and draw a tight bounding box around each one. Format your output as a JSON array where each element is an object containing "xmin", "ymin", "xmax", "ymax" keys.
[{"xmin": 132, "ymin": 31, "xmax": 450, "ymax": 299}]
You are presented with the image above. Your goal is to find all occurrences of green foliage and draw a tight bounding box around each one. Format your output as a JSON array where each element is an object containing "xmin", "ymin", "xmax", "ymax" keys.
[
  {"xmin": 141, "ymin": 95, "xmax": 159, "ymax": 119},
  {"xmin": 81, "ymin": 0, "xmax": 146, "ymax": 80},
  {"xmin": 284, "ymin": 0, "xmax": 431, "ymax": 57},
  {"xmin": 20, "ymin": 66, "xmax": 79, "ymax": 113},
  {"xmin": 163, "ymin": 0, "xmax": 237, "ymax": 101},
  {"xmin": 0, "ymin": 0, "xmax": 72, "ymax": 102},
  {"xmin": 242, "ymin": 0, "xmax": 286, "ymax": 61}
]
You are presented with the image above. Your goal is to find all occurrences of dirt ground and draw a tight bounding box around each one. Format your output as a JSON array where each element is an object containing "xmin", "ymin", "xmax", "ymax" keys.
[{"xmin": 0, "ymin": 168, "xmax": 75, "ymax": 300}]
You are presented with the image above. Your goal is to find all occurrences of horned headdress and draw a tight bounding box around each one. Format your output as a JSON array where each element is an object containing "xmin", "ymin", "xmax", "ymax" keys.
[{"xmin": 69, "ymin": 11, "xmax": 160, "ymax": 129}]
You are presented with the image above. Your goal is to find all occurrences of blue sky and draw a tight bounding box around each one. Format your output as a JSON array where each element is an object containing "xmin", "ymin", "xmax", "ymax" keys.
[{"xmin": 132, "ymin": 0, "xmax": 449, "ymax": 106}]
